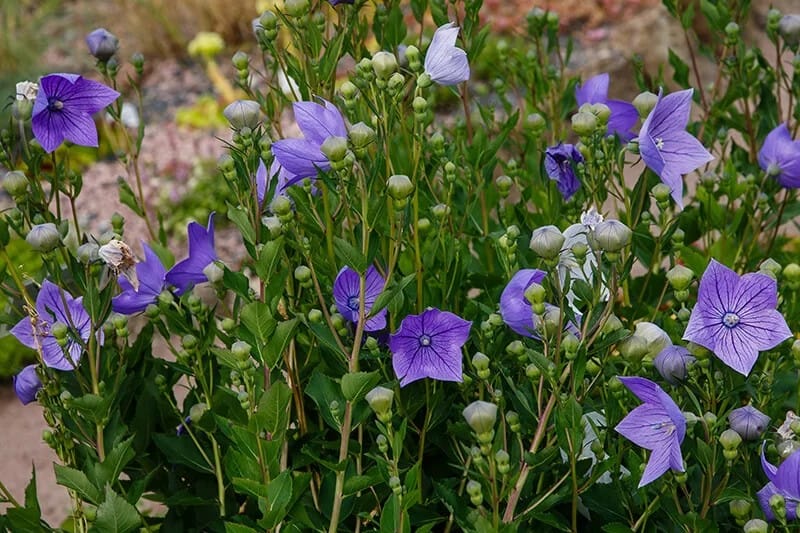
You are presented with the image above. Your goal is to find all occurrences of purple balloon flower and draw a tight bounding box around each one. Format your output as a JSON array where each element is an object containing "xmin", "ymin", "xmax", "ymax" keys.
[
  {"xmin": 758, "ymin": 446, "xmax": 800, "ymax": 521},
  {"xmin": 256, "ymin": 158, "xmax": 308, "ymax": 209},
  {"xmin": 165, "ymin": 213, "xmax": 217, "ymax": 295},
  {"xmin": 758, "ymin": 123, "xmax": 800, "ymax": 188},
  {"xmin": 575, "ymin": 73, "xmax": 638, "ymax": 141},
  {"xmin": 333, "ymin": 266, "xmax": 387, "ymax": 332},
  {"xmin": 271, "ymin": 98, "xmax": 346, "ymax": 180},
  {"xmin": 424, "ymin": 23, "xmax": 470, "ymax": 86},
  {"xmin": 638, "ymin": 88, "xmax": 713, "ymax": 209},
  {"xmin": 13, "ymin": 364, "xmax": 43, "ymax": 405},
  {"xmin": 683, "ymin": 260, "xmax": 791, "ymax": 376},
  {"xmin": 653, "ymin": 345, "xmax": 695, "ymax": 384},
  {"xmin": 728, "ymin": 405, "xmax": 770, "ymax": 441},
  {"xmin": 544, "ymin": 143, "xmax": 583, "ymax": 200},
  {"xmin": 32, "ymin": 73, "xmax": 119, "ymax": 153},
  {"xmin": 615, "ymin": 376, "xmax": 686, "ymax": 487},
  {"xmin": 389, "ymin": 308, "xmax": 471, "ymax": 387},
  {"xmin": 85, "ymin": 28, "xmax": 119, "ymax": 61},
  {"xmin": 112, "ymin": 243, "xmax": 167, "ymax": 314},
  {"xmin": 500, "ymin": 269, "xmax": 546, "ymax": 337},
  {"xmin": 10, "ymin": 280, "xmax": 95, "ymax": 371}
]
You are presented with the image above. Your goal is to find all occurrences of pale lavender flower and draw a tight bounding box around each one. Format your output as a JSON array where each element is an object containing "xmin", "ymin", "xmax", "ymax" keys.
[
  {"xmin": 165, "ymin": 213, "xmax": 217, "ymax": 295},
  {"xmin": 271, "ymin": 98, "xmax": 346, "ymax": 180},
  {"xmin": 85, "ymin": 28, "xmax": 119, "ymax": 61},
  {"xmin": 758, "ymin": 446, "xmax": 800, "ymax": 521},
  {"xmin": 758, "ymin": 123, "xmax": 800, "ymax": 188},
  {"xmin": 333, "ymin": 266, "xmax": 387, "ymax": 332},
  {"xmin": 683, "ymin": 260, "xmax": 791, "ymax": 376},
  {"xmin": 10, "ymin": 281, "xmax": 95, "ymax": 371},
  {"xmin": 112, "ymin": 243, "xmax": 167, "ymax": 314},
  {"xmin": 638, "ymin": 88, "xmax": 713, "ymax": 208},
  {"xmin": 32, "ymin": 73, "xmax": 119, "ymax": 153},
  {"xmin": 653, "ymin": 346, "xmax": 695, "ymax": 384},
  {"xmin": 615, "ymin": 376, "xmax": 686, "ymax": 487},
  {"xmin": 544, "ymin": 143, "xmax": 583, "ymax": 200},
  {"xmin": 389, "ymin": 308, "xmax": 471, "ymax": 387},
  {"xmin": 424, "ymin": 23, "xmax": 470, "ymax": 86},
  {"xmin": 13, "ymin": 365, "xmax": 42, "ymax": 405},
  {"xmin": 728, "ymin": 405, "xmax": 770, "ymax": 441},
  {"xmin": 575, "ymin": 73, "xmax": 638, "ymax": 141}
]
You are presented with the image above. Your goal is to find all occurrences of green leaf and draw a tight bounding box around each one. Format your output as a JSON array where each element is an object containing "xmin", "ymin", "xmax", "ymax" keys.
[
  {"xmin": 241, "ymin": 301, "xmax": 276, "ymax": 343},
  {"xmin": 91, "ymin": 485, "xmax": 141, "ymax": 533},
  {"xmin": 265, "ymin": 318, "xmax": 298, "ymax": 368},
  {"xmin": 5, "ymin": 508, "xmax": 45, "ymax": 533},
  {"xmin": 227, "ymin": 203, "xmax": 256, "ymax": 244},
  {"xmin": 94, "ymin": 437, "xmax": 135, "ymax": 488},
  {"xmin": 223, "ymin": 267, "xmax": 252, "ymax": 299},
  {"xmin": 305, "ymin": 320, "xmax": 346, "ymax": 360},
  {"xmin": 152, "ymin": 434, "xmax": 214, "ymax": 474},
  {"xmin": 117, "ymin": 177, "xmax": 144, "ymax": 217},
  {"xmin": 380, "ymin": 494, "xmax": 410, "ymax": 533},
  {"xmin": 333, "ymin": 236, "xmax": 367, "ymax": 273},
  {"xmin": 555, "ymin": 396, "xmax": 584, "ymax": 458},
  {"xmin": 258, "ymin": 471, "xmax": 293, "ymax": 530},
  {"xmin": 257, "ymin": 381, "xmax": 292, "ymax": 436},
  {"xmin": 254, "ymin": 238, "xmax": 283, "ymax": 280},
  {"xmin": 341, "ymin": 371, "xmax": 381, "ymax": 402},
  {"xmin": 225, "ymin": 523, "xmax": 260, "ymax": 533},
  {"xmin": 54, "ymin": 464, "xmax": 101, "ymax": 505},
  {"xmin": 23, "ymin": 465, "xmax": 41, "ymax": 517},
  {"xmin": 232, "ymin": 477, "xmax": 269, "ymax": 499},
  {"xmin": 368, "ymin": 273, "xmax": 414, "ymax": 318},
  {"xmin": 306, "ymin": 373, "xmax": 345, "ymax": 430},
  {"xmin": 71, "ymin": 393, "xmax": 110, "ymax": 424}
]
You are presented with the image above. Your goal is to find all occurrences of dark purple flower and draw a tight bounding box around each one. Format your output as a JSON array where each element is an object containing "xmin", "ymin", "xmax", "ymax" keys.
[
  {"xmin": 329, "ymin": 0, "xmax": 354, "ymax": 6},
  {"xmin": 333, "ymin": 266, "xmax": 387, "ymax": 332},
  {"xmin": 424, "ymin": 23, "xmax": 469, "ymax": 86},
  {"xmin": 85, "ymin": 28, "xmax": 119, "ymax": 61},
  {"xmin": 10, "ymin": 280, "xmax": 95, "ymax": 371},
  {"xmin": 271, "ymin": 99, "xmax": 346, "ymax": 180},
  {"xmin": 112, "ymin": 243, "xmax": 167, "ymax": 314},
  {"xmin": 728, "ymin": 405, "xmax": 770, "ymax": 441},
  {"xmin": 575, "ymin": 73, "xmax": 638, "ymax": 141},
  {"xmin": 32, "ymin": 73, "xmax": 119, "ymax": 153},
  {"xmin": 615, "ymin": 376, "xmax": 686, "ymax": 487},
  {"xmin": 758, "ymin": 123, "xmax": 800, "ymax": 188},
  {"xmin": 165, "ymin": 213, "xmax": 217, "ymax": 295},
  {"xmin": 177, "ymin": 416, "xmax": 192, "ymax": 437},
  {"xmin": 758, "ymin": 446, "xmax": 800, "ymax": 521},
  {"xmin": 13, "ymin": 365, "xmax": 42, "ymax": 405},
  {"xmin": 683, "ymin": 260, "xmax": 791, "ymax": 376},
  {"xmin": 544, "ymin": 143, "xmax": 583, "ymax": 200},
  {"xmin": 638, "ymin": 88, "xmax": 713, "ymax": 208},
  {"xmin": 653, "ymin": 345, "xmax": 695, "ymax": 384},
  {"xmin": 389, "ymin": 308, "xmax": 471, "ymax": 387}
]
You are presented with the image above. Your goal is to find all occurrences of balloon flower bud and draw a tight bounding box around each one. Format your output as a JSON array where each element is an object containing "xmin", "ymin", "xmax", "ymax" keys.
[
  {"xmin": 3, "ymin": 170, "xmax": 28, "ymax": 197},
  {"xmin": 743, "ymin": 519, "xmax": 768, "ymax": 533},
  {"xmin": 372, "ymin": 51, "xmax": 398, "ymax": 79},
  {"xmin": 223, "ymin": 100, "xmax": 262, "ymax": 130},
  {"xmin": 387, "ymin": 174, "xmax": 414, "ymax": 201},
  {"xmin": 594, "ymin": 219, "xmax": 632, "ymax": 254},
  {"xmin": 666, "ymin": 265, "xmax": 694, "ymax": 291},
  {"xmin": 633, "ymin": 91, "xmax": 658, "ymax": 118},
  {"xmin": 529, "ymin": 225, "xmax": 565, "ymax": 260},
  {"xmin": 26, "ymin": 223, "xmax": 61, "ymax": 252},
  {"xmin": 463, "ymin": 400, "xmax": 497, "ymax": 437},
  {"xmin": 320, "ymin": 136, "xmax": 349, "ymax": 163},
  {"xmin": 653, "ymin": 346, "xmax": 695, "ymax": 384},
  {"xmin": 728, "ymin": 405, "xmax": 770, "ymax": 441},
  {"xmin": 365, "ymin": 386, "xmax": 394, "ymax": 421},
  {"xmin": 85, "ymin": 28, "xmax": 119, "ymax": 62}
]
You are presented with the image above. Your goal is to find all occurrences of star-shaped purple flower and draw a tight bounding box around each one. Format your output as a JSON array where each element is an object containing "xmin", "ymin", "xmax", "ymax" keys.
[
  {"xmin": 112, "ymin": 243, "xmax": 167, "ymax": 314},
  {"xmin": 10, "ymin": 280, "xmax": 95, "ymax": 370},
  {"xmin": 424, "ymin": 23, "xmax": 470, "ymax": 86},
  {"xmin": 333, "ymin": 266, "xmax": 387, "ymax": 332},
  {"xmin": 683, "ymin": 260, "xmax": 791, "ymax": 376},
  {"xmin": 389, "ymin": 308, "xmax": 471, "ymax": 387},
  {"xmin": 575, "ymin": 73, "xmax": 638, "ymax": 141},
  {"xmin": 32, "ymin": 73, "xmax": 119, "ymax": 153},
  {"xmin": 544, "ymin": 143, "xmax": 583, "ymax": 200},
  {"xmin": 615, "ymin": 376, "xmax": 686, "ymax": 487},
  {"xmin": 758, "ymin": 123, "xmax": 800, "ymax": 188},
  {"xmin": 165, "ymin": 213, "xmax": 217, "ymax": 295},
  {"xmin": 13, "ymin": 364, "xmax": 43, "ymax": 405},
  {"xmin": 758, "ymin": 445, "xmax": 800, "ymax": 521},
  {"xmin": 638, "ymin": 88, "xmax": 713, "ymax": 208},
  {"xmin": 271, "ymin": 98, "xmax": 346, "ymax": 180}
]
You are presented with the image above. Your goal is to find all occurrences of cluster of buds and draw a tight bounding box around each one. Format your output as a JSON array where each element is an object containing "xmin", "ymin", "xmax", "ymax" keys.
[
  {"xmin": 294, "ymin": 265, "xmax": 313, "ymax": 289},
  {"xmin": 320, "ymin": 136, "xmax": 354, "ymax": 172},
  {"xmin": 471, "ymin": 352, "xmax": 490, "ymax": 380},
  {"xmin": 666, "ymin": 264, "xmax": 694, "ymax": 303},
  {"xmin": 479, "ymin": 312, "xmax": 504, "ymax": 341},
  {"xmin": 253, "ymin": 11, "xmax": 278, "ymax": 49},
  {"xmin": 231, "ymin": 51, "xmax": 251, "ymax": 87},
  {"xmin": 412, "ymin": 96, "xmax": 430, "ymax": 123},
  {"xmin": 497, "ymin": 225, "xmax": 520, "ymax": 266},
  {"xmin": 463, "ymin": 401, "xmax": 497, "ymax": 454},
  {"xmin": 571, "ymin": 103, "xmax": 610, "ymax": 138}
]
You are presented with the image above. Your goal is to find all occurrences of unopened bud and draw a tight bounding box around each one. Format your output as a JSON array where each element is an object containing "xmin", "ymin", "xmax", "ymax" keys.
[
  {"xmin": 365, "ymin": 386, "xmax": 394, "ymax": 416},
  {"xmin": 85, "ymin": 28, "xmax": 119, "ymax": 62},
  {"xmin": 743, "ymin": 519, "xmax": 768, "ymax": 533},
  {"xmin": 387, "ymin": 174, "xmax": 414, "ymax": 201},
  {"xmin": 348, "ymin": 122, "xmax": 375, "ymax": 149},
  {"xmin": 633, "ymin": 91, "xmax": 658, "ymax": 118},
  {"xmin": 594, "ymin": 220, "xmax": 632, "ymax": 253},
  {"xmin": 3, "ymin": 170, "xmax": 28, "ymax": 197},
  {"xmin": 463, "ymin": 401, "xmax": 497, "ymax": 435},
  {"xmin": 372, "ymin": 51, "xmax": 398, "ymax": 79},
  {"xmin": 223, "ymin": 100, "xmax": 261, "ymax": 130},
  {"xmin": 26, "ymin": 223, "xmax": 61, "ymax": 252},
  {"xmin": 529, "ymin": 225, "xmax": 564, "ymax": 259},
  {"xmin": 320, "ymin": 136, "xmax": 349, "ymax": 163}
]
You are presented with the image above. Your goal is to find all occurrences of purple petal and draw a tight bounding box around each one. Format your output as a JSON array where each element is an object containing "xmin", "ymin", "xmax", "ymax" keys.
[
  {"xmin": 774, "ymin": 449, "xmax": 800, "ymax": 499},
  {"xmin": 758, "ymin": 123, "xmax": 800, "ymax": 187},
  {"xmin": 638, "ymin": 437, "xmax": 683, "ymax": 487},
  {"xmin": 60, "ymin": 110, "xmax": 99, "ymax": 148},
  {"xmin": 272, "ymin": 138, "xmax": 330, "ymax": 179},
  {"xmin": 615, "ymin": 403, "xmax": 676, "ymax": 450},
  {"xmin": 13, "ymin": 365, "xmax": 42, "ymax": 405},
  {"xmin": 757, "ymin": 482, "xmax": 780, "ymax": 521},
  {"xmin": 166, "ymin": 213, "xmax": 216, "ymax": 295},
  {"xmin": 575, "ymin": 73, "xmax": 609, "ymax": 106},
  {"xmin": 31, "ymin": 111, "xmax": 67, "ymax": 153},
  {"xmin": 11, "ymin": 317, "xmax": 36, "ymax": 350},
  {"xmin": 293, "ymin": 99, "xmax": 346, "ymax": 145},
  {"xmin": 657, "ymin": 130, "xmax": 714, "ymax": 176},
  {"xmin": 653, "ymin": 345, "xmax": 695, "ymax": 384},
  {"xmin": 333, "ymin": 266, "xmax": 387, "ymax": 332},
  {"xmin": 734, "ymin": 273, "xmax": 778, "ymax": 316},
  {"xmin": 256, "ymin": 159, "xmax": 268, "ymax": 205},
  {"xmin": 544, "ymin": 143, "xmax": 582, "ymax": 200},
  {"xmin": 112, "ymin": 243, "xmax": 166, "ymax": 314},
  {"xmin": 762, "ymin": 443, "xmax": 778, "ymax": 483},
  {"xmin": 606, "ymin": 99, "xmax": 639, "ymax": 139},
  {"xmin": 646, "ymin": 89, "xmax": 694, "ymax": 139},
  {"xmin": 499, "ymin": 269, "xmax": 547, "ymax": 337},
  {"xmin": 713, "ymin": 326, "xmax": 760, "ymax": 376},
  {"xmin": 64, "ymin": 78, "xmax": 120, "ymax": 114},
  {"xmin": 424, "ymin": 23, "xmax": 470, "ymax": 86}
]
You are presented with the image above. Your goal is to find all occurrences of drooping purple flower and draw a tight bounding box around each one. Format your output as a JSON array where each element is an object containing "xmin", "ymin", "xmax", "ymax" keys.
[
  {"xmin": 271, "ymin": 98, "xmax": 346, "ymax": 180},
  {"xmin": 653, "ymin": 345, "xmax": 695, "ymax": 384},
  {"xmin": 544, "ymin": 143, "xmax": 583, "ymax": 200},
  {"xmin": 683, "ymin": 260, "xmax": 791, "ymax": 376},
  {"xmin": 85, "ymin": 28, "xmax": 119, "ymax": 62},
  {"xmin": 165, "ymin": 213, "xmax": 217, "ymax": 295},
  {"xmin": 112, "ymin": 243, "xmax": 167, "ymax": 315},
  {"xmin": 32, "ymin": 73, "xmax": 120, "ymax": 153},
  {"xmin": 758, "ymin": 445, "xmax": 800, "ymax": 521},
  {"xmin": 333, "ymin": 266, "xmax": 387, "ymax": 332},
  {"xmin": 389, "ymin": 308, "xmax": 471, "ymax": 387},
  {"xmin": 728, "ymin": 405, "xmax": 770, "ymax": 441},
  {"xmin": 424, "ymin": 23, "xmax": 470, "ymax": 86},
  {"xmin": 614, "ymin": 376, "xmax": 686, "ymax": 487},
  {"xmin": 13, "ymin": 365, "xmax": 42, "ymax": 405},
  {"xmin": 10, "ymin": 281, "xmax": 95, "ymax": 371},
  {"xmin": 758, "ymin": 123, "xmax": 800, "ymax": 188},
  {"xmin": 256, "ymin": 159, "xmax": 306, "ymax": 210},
  {"xmin": 575, "ymin": 73, "xmax": 638, "ymax": 141},
  {"xmin": 500, "ymin": 269, "xmax": 546, "ymax": 337},
  {"xmin": 637, "ymin": 88, "xmax": 713, "ymax": 208}
]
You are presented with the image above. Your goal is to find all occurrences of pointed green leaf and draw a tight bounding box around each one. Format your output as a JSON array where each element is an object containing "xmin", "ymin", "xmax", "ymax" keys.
[
  {"xmin": 91, "ymin": 485, "xmax": 141, "ymax": 533},
  {"xmin": 257, "ymin": 381, "xmax": 292, "ymax": 436},
  {"xmin": 341, "ymin": 371, "xmax": 381, "ymax": 402},
  {"xmin": 54, "ymin": 464, "xmax": 101, "ymax": 505},
  {"xmin": 265, "ymin": 318, "xmax": 298, "ymax": 368}
]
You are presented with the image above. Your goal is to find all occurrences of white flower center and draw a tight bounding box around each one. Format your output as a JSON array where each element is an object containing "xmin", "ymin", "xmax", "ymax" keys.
[
  {"xmin": 722, "ymin": 312, "xmax": 740, "ymax": 328},
  {"xmin": 419, "ymin": 335, "xmax": 431, "ymax": 347},
  {"xmin": 655, "ymin": 137, "xmax": 664, "ymax": 150}
]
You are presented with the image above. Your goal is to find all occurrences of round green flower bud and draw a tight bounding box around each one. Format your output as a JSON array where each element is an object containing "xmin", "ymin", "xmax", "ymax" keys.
[
  {"xmin": 157, "ymin": 289, "xmax": 174, "ymax": 307},
  {"xmin": 526, "ymin": 363, "xmax": 540, "ymax": 379},
  {"xmin": 349, "ymin": 122, "xmax": 375, "ymax": 149},
  {"xmin": 594, "ymin": 220, "xmax": 632, "ymax": 253},
  {"xmin": 340, "ymin": 81, "xmax": 359, "ymax": 102},
  {"xmin": 416, "ymin": 217, "xmax": 431, "ymax": 235},
  {"xmin": 523, "ymin": 283, "xmax": 546, "ymax": 306},
  {"xmin": 182, "ymin": 334, "xmax": 198, "ymax": 350},
  {"xmin": 189, "ymin": 402, "xmax": 209, "ymax": 423},
  {"xmin": 784, "ymin": 262, "xmax": 800, "ymax": 282},
  {"xmin": 529, "ymin": 225, "xmax": 565, "ymax": 259},
  {"xmin": 223, "ymin": 100, "xmax": 262, "ymax": 130},
  {"xmin": 413, "ymin": 96, "xmax": 428, "ymax": 114},
  {"xmin": 432, "ymin": 203, "xmax": 450, "ymax": 219},
  {"xmin": 719, "ymin": 428, "xmax": 742, "ymax": 450},
  {"xmin": 232, "ymin": 340, "xmax": 251, "ymax": 360},
  {"xmin": 562, "ymin": 332, "xmax": 579, "ymax": 354},
  {"xmin": 3, "ymin": 170, "xmax": 28, "ymax": 197},
  {"xmin": 652, "ymin": 183, "xmax": 672, "ymax": 203},
  {"xmin": 743, "ymin": 519, "xmax": 768, "ymax": 533},
  {"xmin": 703, "ymin": 411, "xmax": 717, "ymax": 426},
  {"xmin": 471, "ymin": 352, "xmax": 490, "ymax": 371},
  {"xmin": 221, "ymin": 317, "xmax": 236, "ymax": 332},
  {"xmin": 26, "ymin": 223, "xmax": 61, "ymax": 252},
  {"xmin": 729, "ymin": 499, "xmax": 751, "ymax": 519},
  {"xmin": 405, "ymin": 44, "xmax": 421, "ymax": 69},
  {"xmin": 633, "ymin": 91, "xmax": 659, "ymax": 118},
  {"xmin": 372, "ymin": 51, "xmax": 398, "ymax": 79},
  {"xmin": 779, "ymin": 14, "xmax": 800, "ymax": 47},
  {"xmin": 618, "ymin": 335, "xmax": 648, "ymax": 363},
  {"xmin": 770, "ymin": 493, "xmax": 787, "ymax": 520},
  {"xmin": 466, "ymin": 479, "xmax": 482, "ymax": 498},
  {"xmin": 387, "ymin": 174, "xmax": 414, "ymax": 201},
  {"xmin": 320, "ymin": 136, "xmax": 349, "ymax": 163},
  {"xmin": 496, "ymin": 175, "xmax": 513, "ymax": 195},
  {"xmin": 308, "ymin": 308, "xmax": 323, "ymax": 323},
  {"xmin": 232, "ymin": 51, "xmax": 249, "ymax": 70},
  {"xmin": 666, "ymin": 265, "xmax": 694, "ymax": 291},
  {"xmin": 271, "ymin": 195, "xmax": 293, "ymax": 217},
  {"xmin": 506, "ymin": 340, "xmax": 525, "ymax": 357},
  {"xmin": 376, "ymin": 433, "xmax": 389, "ymax": 453},
  {"xmin": 759, "ymin": 258, "xmax": 782, "ymax": 279},
  {"xmin": 463, "ymin": 400, "xmax": 497, "ymax": 435},
  {"xmin": 526, "ymin": 112, "xmax": 546, "ymax": 134},
  {"xmin": 571, "ymin": 111, "xmax": 598, "ymax": 136},
  {"xmin": 293, "ymin": 265, "xmax": 311, "ymax": 283},
  {"xmin": 365, "ymin": 386, "xmax": 394, "ymax": 415},
  {"xmin": 203, "ymin": 262, "xmax": 224, "ymax": 284},
  {"xmin": 76, "ymin": 242, "xmax": 100, "ymax": 264},
  {"xmin": 591, "ymin": 103, "xmax": 611, "ymax": 124},
  {"xmin": 144, "ymin": 304, "xmax": 160, "ymax": 319},
  {"xmin": 284, "ymin": 0, "xmax": 309, "ymax": 17}
]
